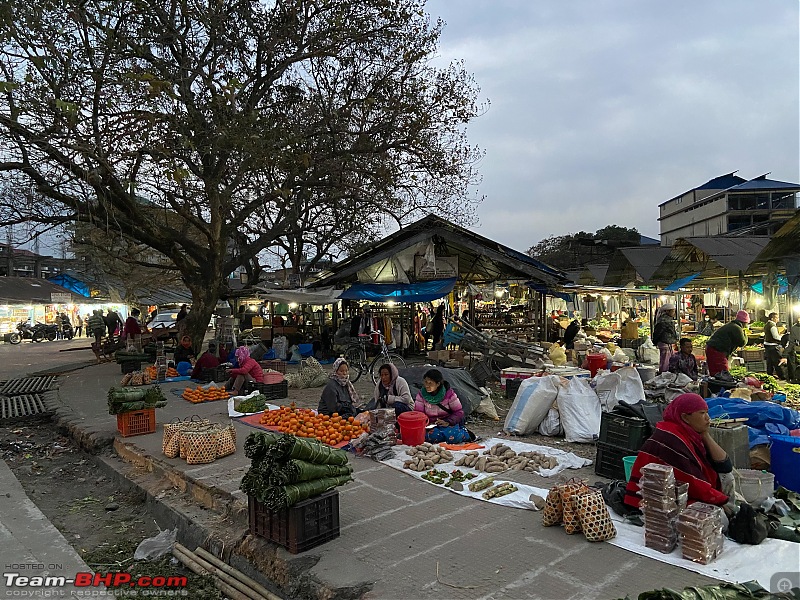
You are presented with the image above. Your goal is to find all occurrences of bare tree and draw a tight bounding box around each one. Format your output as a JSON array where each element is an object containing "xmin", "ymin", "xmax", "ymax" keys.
[{"xmin": 0, "ymin": 0, "xmax": 484, "ymax": 347}]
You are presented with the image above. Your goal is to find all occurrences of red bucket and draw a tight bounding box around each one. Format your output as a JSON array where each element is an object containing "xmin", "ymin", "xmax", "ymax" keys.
[
  {"xmin": 397, "ymin": 412, "xmax": 429, "ymax": 446},
  {"xmin": 587, "ymin": 354, "xmax": 607, "ymax": 377}
]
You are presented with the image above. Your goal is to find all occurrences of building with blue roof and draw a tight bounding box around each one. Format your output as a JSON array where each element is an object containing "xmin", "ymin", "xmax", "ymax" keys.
[{"xmin": 658, "ymin": 172, "xmax": 800, "ymax": 245}]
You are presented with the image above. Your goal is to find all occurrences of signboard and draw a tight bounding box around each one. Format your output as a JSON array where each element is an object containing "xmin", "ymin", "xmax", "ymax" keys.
[
  {"xmin": 50, "ymin": 293, "xmax": 72, "ymax": 304},
  {"xmin": 414, "ymin": 255, "xmax": 458, "ymax": 280}
]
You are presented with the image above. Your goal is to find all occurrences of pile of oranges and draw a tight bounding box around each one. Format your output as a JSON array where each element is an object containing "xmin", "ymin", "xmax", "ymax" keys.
[
  {"xmin": 181, "ymin": 386, "xmax": 230, "ymax": 403},
  {"xmin": 145, "ymin": 366, "xmax": 179, "ymax": 379},
  {"xmin": 259, "ymin": 404, "xmax": 368, "ymax": 446}
]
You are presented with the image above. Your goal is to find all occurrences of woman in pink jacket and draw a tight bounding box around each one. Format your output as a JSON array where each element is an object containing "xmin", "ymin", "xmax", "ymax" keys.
[
  {"xmin": 226, "ymin": 346, "xmax": 264, "ymax": 395},
  {"xmin": 414, "ymin": 369, "xmax": 472, "ymax": 443}
]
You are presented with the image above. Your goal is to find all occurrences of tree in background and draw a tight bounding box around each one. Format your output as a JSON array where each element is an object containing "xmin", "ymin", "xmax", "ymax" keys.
[
  {"xmin": 528, "ymin": 226, "xmax": 640, "ymax": 270},
  {"xmin": 0, "ymin": 0, "xmax": 484, "ymax": 348}
]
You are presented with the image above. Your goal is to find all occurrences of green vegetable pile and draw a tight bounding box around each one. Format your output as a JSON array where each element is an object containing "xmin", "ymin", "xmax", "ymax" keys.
[
  {"xmin": 750, "ymin": 321, "xmax": 765, "ymax": 328},
  {"xmin": 235, "ymin": 394, "xmax": 268, "ymax": 413},
  {"xmin": 107, "ymin": 386, "xmax": 167, "ymax": 415},
  {"xmin": 420, "ymin": 468, "xmax": 478, "ymax": 486}
]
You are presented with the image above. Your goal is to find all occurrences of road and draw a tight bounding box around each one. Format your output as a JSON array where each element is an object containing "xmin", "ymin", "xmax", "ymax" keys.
[{"xmin": 0, "ymin": 336, "xmax": 98, "ymax": 379}]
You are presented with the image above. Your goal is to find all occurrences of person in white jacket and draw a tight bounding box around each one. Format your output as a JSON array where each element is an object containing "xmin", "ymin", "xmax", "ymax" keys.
[{"xmin": 372, "ymin": 362, "xmax": 413, "ymax": 417}]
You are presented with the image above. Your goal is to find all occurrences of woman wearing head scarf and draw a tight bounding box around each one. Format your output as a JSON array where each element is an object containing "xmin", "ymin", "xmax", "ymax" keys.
[
  {"xmin": 173, "ymin": 334, "xmax": 196, "ymax": 364},
  {"xmin": 652, "ymin": 302, "xmax": 679, "ymax": 374},
  {"xmin": 624, "ymin": 393, "xmax": 732, "ymax": 509},
  {"xmin": 318, "ymin": 358, "xmax": 361, "ymax": 418},
  {"xmin": 414, "ymin": 369, "xmax": 471, "ymax": 443},
  {"xmin": 226, "ymin": 345, "xmax": 264, "ymax": 395},
  {"xmin": 371, "ymin": 363, "xmax": 413, "ymax": 416}
]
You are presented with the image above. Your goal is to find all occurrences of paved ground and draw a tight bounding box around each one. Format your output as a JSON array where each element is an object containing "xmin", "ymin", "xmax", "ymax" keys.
[{"xmin": 0, "ymin": 341, "xmax": 721, "ymax": 599}]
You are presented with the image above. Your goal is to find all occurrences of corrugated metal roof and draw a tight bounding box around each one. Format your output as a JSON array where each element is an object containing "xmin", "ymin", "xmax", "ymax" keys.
[
  {"xmin": 684, "ymin": 237, "xmax": 770, "ymax": 272},
  {"xmin": 755, "ymin": 211, "xmax": 800, "ymax": 262},
  {"xmin": 696, "ymin": 173, "xmax": 747, "ymax": 190},
  {"xmin": 728, "ymin": 177, "xmax": 800, "ymax": 191}
]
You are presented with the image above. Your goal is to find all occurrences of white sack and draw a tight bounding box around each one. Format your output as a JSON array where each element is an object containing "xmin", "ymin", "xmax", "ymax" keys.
[
  {"xmin": 538, "ymin": 405, "xmax": 563, "ymax": 436},
  {"xmin": 557, "ymin": 376, "xmax": 601, "ymax": 443},
  {"xmin": 637, "ymin": 337, "xmax": 660, "ymax": 364},
  {"xmin": 612, "ymin": 348, "xmax": 629, "ymax": 363},
  {"xmin": 503, "ymin": 375, "xmax": 561, "ymax": 435},
  {"xmin": 594, "ymin": 366, "xmax": 645, "ymax": 412},
  {"xmin": 548, "ymin": 344, "xmax": 567, "ymax": 367}
]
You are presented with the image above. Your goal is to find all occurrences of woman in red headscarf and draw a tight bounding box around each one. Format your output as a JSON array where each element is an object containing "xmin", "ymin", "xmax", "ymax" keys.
[{"xmin": 624, "ymin": 393, "xmax": 732, "ymax": 509}]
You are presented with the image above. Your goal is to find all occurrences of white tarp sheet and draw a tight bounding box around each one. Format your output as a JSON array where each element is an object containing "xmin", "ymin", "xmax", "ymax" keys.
[
  {"xmin": 608, "ymin": 512, "xmax": 800, "ymax": 589},
  {"xmin": 254, "ymin": 286, "xmax": 343, "ymax": 305},
  {"xmin": 380, "ymin": 437, "xmax": 591, "ymax": 510}
]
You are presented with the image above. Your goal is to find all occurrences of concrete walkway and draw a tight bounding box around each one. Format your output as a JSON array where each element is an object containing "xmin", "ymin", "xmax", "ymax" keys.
[
  {"xmin": 0, "ymin": 459, "xmax": 111, "ymax": 598},
  {"xmin": 42, "ymin": 357, "xmax": 721, "ymax": 600}
]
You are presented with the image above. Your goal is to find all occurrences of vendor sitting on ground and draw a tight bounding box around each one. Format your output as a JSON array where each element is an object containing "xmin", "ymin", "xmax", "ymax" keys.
[
  {"xmin": 668, "ymin": 338, "xmax": 699, "ymax": 381},
  {"xmin": 705, "ymin": 310, "xmax": 749, "ymax": 377},
  {"xmin": 371, "ymin": 363, "xmax": 413, "ymax": 416},
  {"xmin": 624, "ymin": 393, "xmax": 732, "ymax": 510},
  {"xmin": 318, "ymin": 358, "xmax": 362, "ymax": 419},
  {"xmin": 226, "ymin": 346, "xmax": 264, "ymax": 396},
  {"xmin": 191, "ymin": 340, "xmax": 221, "ymax": 380},
  {"xmin": 414, "ymin": 369, "xmax": 471, "ymax": 443},
  {"xmin": 173, "ymin": 334, "xmax": 196, "ymax": 365}
]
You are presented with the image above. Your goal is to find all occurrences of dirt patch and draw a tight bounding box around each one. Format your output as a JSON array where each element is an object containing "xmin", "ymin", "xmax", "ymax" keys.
[{"xmin": 1, "ymin": 419, "xmax": 222, "ymax": 598}]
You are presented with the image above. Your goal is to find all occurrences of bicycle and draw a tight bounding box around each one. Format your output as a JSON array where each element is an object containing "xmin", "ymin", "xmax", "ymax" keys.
[{"xmin": 342, "ymin": 330, "xmax": 406, "ymax": 383}]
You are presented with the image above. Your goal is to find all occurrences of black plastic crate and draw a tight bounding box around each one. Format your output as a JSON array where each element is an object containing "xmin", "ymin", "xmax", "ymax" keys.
[
  {"xmin": 617, "ymin": 337, "xmax": 645, "ymax": 349},
  {"xmin": 259, "ymin": 359, "xmax": 287, "ymax": 374},
  {"xmin": 248, "ymin": 489, "xmax": 340, "ymax": 554},
  {"xmin": 121, "ymin": 361, "xmax": 141, "ymax": 374},
  {"xmin": 505, "ymin": 378, "xmax": 523, "ymax": 399},
  {"xmin": 200, "ymin": 368, "xmax": 215, "ymax": 383},
  {"xmin": 245, "ymin": 380, "xmax": 289, "ymax": 400},
  {"xmin": 214, "ymin": 365, "xmax": 230, "ymax": 382},
  {"xmin": 599, "ymin": 412, "xmax": 649, "ymax": 451},
  {"xmin": 595, "ymin": 441, "xmax": 635, "ymax": 480}
]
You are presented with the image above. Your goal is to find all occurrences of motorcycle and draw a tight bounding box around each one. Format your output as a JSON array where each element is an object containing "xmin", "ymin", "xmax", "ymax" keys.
[
  {"xmin": 31, "ymin": 322, "xmax": 59, "ymax": 343},
  {"xmin": 8, "ymin": 321, "xmax": 34, "ymax": 344},
  {"xmin": 60, "ymin": 320, "xmax": 75, "ymax": 340}
]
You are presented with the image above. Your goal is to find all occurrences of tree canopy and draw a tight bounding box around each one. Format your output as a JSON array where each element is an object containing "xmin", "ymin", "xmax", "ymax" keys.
[
  {"xmin": 528, "ymin": 225, "xmax": 640, "ymax": 270},
  {"xmin": 0, "ymin": 0, "xmax": 484, "ymax": 346}
]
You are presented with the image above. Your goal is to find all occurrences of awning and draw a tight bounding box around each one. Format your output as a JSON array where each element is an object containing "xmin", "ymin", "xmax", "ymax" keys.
[
  {"xmin": 46, "ymin": 273, "xmax": 91, "ymax": 298},
  {"xmin": 339, "ymin": 278, "xmax": 456, "ymax": 302},
  {"xmin": 664, "ymin": 272, "xmax": 701, "ymax": 291},
  {"xmin": 254, "ymin": 286, "xmax": 343, "ymax": 305},
  {"xmin": 527, "ymin": 283, "xmax": 573, "ymax": 303}
]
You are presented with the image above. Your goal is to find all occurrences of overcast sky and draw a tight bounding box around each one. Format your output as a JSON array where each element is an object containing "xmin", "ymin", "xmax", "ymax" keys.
[{"xmin": 425, "ymin": 0, "xmax": 800, "ymax": 252}]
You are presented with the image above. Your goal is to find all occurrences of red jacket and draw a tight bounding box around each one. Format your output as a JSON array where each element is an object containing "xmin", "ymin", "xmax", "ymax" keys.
[{"xmin": 229, "ymin": 357, "xmax": 264, "ymax": 383}]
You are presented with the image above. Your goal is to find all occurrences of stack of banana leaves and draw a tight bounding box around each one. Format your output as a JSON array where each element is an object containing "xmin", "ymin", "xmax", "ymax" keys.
[
  {"xmin": 241, "ymin": 432, "xmax": 353, "ymax": 510},
  {"xmin": 114, "ymin": 350, "xmax": 151, "ymax": 364},
  {"xmin": 107, "ymin": 386, "xmax": 167, "ymax": 415}
]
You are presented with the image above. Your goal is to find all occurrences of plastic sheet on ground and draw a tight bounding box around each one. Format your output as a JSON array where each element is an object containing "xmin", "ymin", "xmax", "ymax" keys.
[
  {"xmin": 379, "ymin": 437, "xmax": 590, "ymax": 510},
  {"xmin": 607, "ymin": 511, "xmax": 799, "ymax": 589}
]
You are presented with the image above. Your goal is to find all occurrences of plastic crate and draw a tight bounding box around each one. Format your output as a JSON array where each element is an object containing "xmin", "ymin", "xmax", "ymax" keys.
[
  {"xmin": 617, "ymin": 338, "xmax": 646, "ymax": 349},
  {"xmin": 259, "ymin": 360, "xmax": 287, "ymax": 374},
  {"xmin": 199, "ymin": 367, "xmax": 215, "ymax": 383},
  {"xmin": 740, "ymin": 349, "xmax": 764, "ymax": 362},
  {"xmin": 599, "ymin": 412, "xmax": 649, "ymax": 451},
  {"xmin": 121, "ymin": 361, "xmax": 141, "ymax": 374},
  {"xmin": 116, "ymin": 408, "xmax": 156, "ymax": 437},
  {"xmin": 243, "ymin": 380, "xmax": 289, "ymax": 400},
  {"xmin": 505, "ymin": 378, "xmax": 523, "ymax": 399},
  {"xmin": 595, "ymin": 441, "xmax": 633, "ymax": 480},
  {"xmin": 214, "ymin": 365, "xmax": 230, "ymax": 382},
  {"xmin": 248, "ymin": 490, "xmax": 340, "ymax": 554},
  {"xmin": 744, "ymin": 360, "xmax": 766, "ymax": 373}
]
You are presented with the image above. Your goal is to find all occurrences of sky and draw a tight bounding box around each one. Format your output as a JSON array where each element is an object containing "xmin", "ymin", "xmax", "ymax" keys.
[{"xmin": 424, "ymin": 0, "xmax": 800, "ymax": 252}]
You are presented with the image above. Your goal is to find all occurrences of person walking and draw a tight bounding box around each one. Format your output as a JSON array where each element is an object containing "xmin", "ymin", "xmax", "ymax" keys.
[
  {"xmin": 105, "ymin": 308, "xmax": 123, "ymax": 340},
  {"xmin": 764, "ymin": 312, "xmax": 785, "ymax": 380},
  {"xmin": 652, "ymin": 303, "xmax": 679, "ymax": 374},
  {"xmin": 705, "ymin": 310, "xmax": 749, "ymax": 377},
  {"xmin": 786, "ymin": 315, "xmax": 800, "ymax": 383},
  {"xmin": 429, "ymin": 304, "xmax": 445, "ymax": 350},
  {"xmin": 74, "ymin": 313, "xmax": 83, "ymax": 337}
]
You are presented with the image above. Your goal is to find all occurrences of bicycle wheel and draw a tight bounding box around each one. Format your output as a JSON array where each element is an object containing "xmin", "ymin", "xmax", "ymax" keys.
[
  {"xmin": 370, "ymin": 352, "xmax": 407, "ymax": 384},
  {"xmin": 343, "ymin": 346, "xmax": 366, "ymax": 383}
]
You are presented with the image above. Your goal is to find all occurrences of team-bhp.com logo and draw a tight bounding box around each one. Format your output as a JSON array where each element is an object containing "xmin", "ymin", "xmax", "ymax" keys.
[
  {"xmin": 4, "ymin": 572, "xmax": 188, "ymax": 591},
  {"xmin": 771, "ymin": 572, "xmax": 800, "ymax": 594}
]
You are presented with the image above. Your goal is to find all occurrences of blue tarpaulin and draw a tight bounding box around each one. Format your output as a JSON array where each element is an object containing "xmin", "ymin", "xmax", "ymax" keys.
[
  {"xmin": 339, "ymin": 278, "xmax": 456, "ymax": 303},
  {"xmin": 46, "ymin": 273, "xmax": 90, "ymax": 298},
  {"xmin": 664, "ymin": 272, "xmax": 701, "ymax": 291},
  {"xmin": 706, "ymin": 397, "xmax": 800, "ymax": 447},
  {"xmin": 750, "ymin": 275, "xmax": 788, "ymax": 295}
]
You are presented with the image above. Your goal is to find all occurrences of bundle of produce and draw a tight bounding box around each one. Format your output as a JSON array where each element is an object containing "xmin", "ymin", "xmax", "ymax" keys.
[
  {"xmin": 268, "ymin": 459, "xmax": 353, "ymax": 486},
  {"xmin": 146, "ymin": 365, "xmax": 179, "ymax": 379},
  {"xmin": 114, "ymin": 350, "xmax": 150, "ymax": 363},
  {"xmin": 234, "ymin": 394, "xmax": 268, "ymax": 414},
  {"xmin": 259, "ymin": 404, "xmax": 367, "ymax": 445},
  {"xmin": 269, "ymin": 433, "xmax": 350, "ymax": 465},
  {"xmin": 243, "ymin": 431, "xmax": 283, "ymax": 461},
  {"xmin": 107, "ymin": 386, "xmax": 167, "ymax": 415},
  {"xmin": 355, "ymin": 430, "xmax": 396, "ymax": 462},
  {"xmin": 181, "ymin": 385, "xmax": 230, "ymax": 403},
  {"xmin": 257, "ymin": 475, "xmax": 353, "ymax": 510}
]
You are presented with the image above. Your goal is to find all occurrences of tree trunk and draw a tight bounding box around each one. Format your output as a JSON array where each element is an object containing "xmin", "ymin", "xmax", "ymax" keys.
[{"xmin": 183, "ymin": 279, "xmax": 223, "ymax": 355}]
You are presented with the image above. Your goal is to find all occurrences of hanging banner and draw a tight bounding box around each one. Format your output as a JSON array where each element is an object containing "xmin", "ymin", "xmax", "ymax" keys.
[
  {"xmin": 50, "ymin": 292, "xmax": 72, "ymax": 303},
  {"xmin": 414, "ymin": 255, "xmax": 458, "ymax": 280}
]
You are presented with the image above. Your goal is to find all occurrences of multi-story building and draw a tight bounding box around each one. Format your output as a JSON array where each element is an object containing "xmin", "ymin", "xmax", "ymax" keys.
[{"xmin": 658, "ymin": 172, "xmax": 800, "ymax": 246}]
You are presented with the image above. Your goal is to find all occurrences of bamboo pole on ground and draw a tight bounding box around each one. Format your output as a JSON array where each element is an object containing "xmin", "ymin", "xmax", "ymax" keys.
[
  {"xmin": 171, "ymin": 544, "xmax": 252, "ymax": 600},
  {"xmin": 194, "ymin": 547, "xmax": 282, "ymax": 600}
]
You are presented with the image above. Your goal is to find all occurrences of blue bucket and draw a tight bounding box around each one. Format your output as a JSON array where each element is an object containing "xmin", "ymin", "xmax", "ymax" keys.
[{"xmin": 770, "ymin": 434, "xmax": 800, "ymax": 493}]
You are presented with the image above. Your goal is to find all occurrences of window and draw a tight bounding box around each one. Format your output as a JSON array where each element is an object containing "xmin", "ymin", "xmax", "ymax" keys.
[{"xmin": 771, "ymin": 192, "xmax": 797, "ymax": 209}]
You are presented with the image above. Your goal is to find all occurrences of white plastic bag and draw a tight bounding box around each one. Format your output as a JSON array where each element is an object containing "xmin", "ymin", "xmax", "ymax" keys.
[
  {"xmin": 503, "ymin": 375, "xmax": 561, "ymax": 435},
  {"xmin": 134, "ymin": 528, "xmax": 177, "ymax": 560},
  {"xmin": 538, "ymin": 404, "xmax": 563, "ymax": 436},
  {"xmin": 637, "ymin": 337, "xmax": 660, "ymax": 364},
  {"xmin": 593, "ymin": 366, "xmax": 645, "ymax": 412},
  {"xmin": 557, "ymin": 376, "xmax": 601, "ymax": 443},
  {"xmin": 475, "ymin": 388, "xmax": 500, "ymax": 421},
  {"xmin": 612, "ymin": 348, "xmax": 629, "ymax": 363}
]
